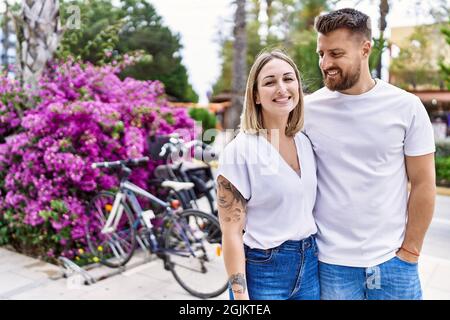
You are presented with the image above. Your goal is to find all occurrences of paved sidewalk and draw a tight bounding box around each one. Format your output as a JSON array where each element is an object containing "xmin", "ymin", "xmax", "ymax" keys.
[
  {"xmin": 1, "ymin": 245, "xmax": 449, "ymax": 300},
  {"xmin": 0, "ymin": 247, "xmax": 228, "ymax": 300},
  {"xmin": 416, "ymin": 254, "xmax": 450, "ymax": 299}
]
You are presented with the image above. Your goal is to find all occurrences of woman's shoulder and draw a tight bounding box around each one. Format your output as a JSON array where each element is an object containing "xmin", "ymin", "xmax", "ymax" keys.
[
  {"xmin": 219, "ymin": 132, "xmax": 255, "ymax": 161},
  {"xmin": 297, "ymin": 132, "xmax": 316, "ymax": 169},
  {"xmin": 296, "ymin": 131, "xmax": 313, "ymax": 147},
  {"xmin": 223, "ymin": 132, "xmax": 257, "ymax": 151}
]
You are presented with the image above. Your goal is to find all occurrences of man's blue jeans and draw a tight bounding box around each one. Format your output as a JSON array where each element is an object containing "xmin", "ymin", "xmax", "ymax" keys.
[
  {"xmin": 229, "ymin": 235, "xmax": 320, "ymax": 300},
  {"xmin": 319, "ymin": 256, "xmax": 422, "ymax": 300}
]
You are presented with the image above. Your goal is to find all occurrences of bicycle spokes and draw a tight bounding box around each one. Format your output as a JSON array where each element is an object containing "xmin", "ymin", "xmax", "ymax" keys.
[
  {"xmin": 164, "ymin": 210, "xmax": 227, "ymax": 298},
  {"xmin": 85, "ymin": 192, "xmax": 136, "ymax": 268}
]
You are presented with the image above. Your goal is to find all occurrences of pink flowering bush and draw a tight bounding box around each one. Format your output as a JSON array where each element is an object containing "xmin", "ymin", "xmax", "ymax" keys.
[{"xmin": 0, "ymin": 59, "xmax": 195, "ymax": 263}]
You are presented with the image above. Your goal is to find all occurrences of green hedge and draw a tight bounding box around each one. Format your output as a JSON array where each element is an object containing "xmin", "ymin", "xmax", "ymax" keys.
[
  {"xmin": 435, "ymin": 141, "xmax": 450, "ymax": 186},
  {"xmin": 436, "ymin": 156, "xmax": 450, "ymax": 187},
  {"xmin": 188, "ymin": 107, "xmax": 217, "ymax": 144},
  {"xmin": 436, "ymin": 140, "xmax": 450, "ymax": 158}
]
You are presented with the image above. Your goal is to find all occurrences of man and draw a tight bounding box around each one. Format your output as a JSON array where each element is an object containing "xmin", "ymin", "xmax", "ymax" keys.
[{"xmin": 304, "ymin": 8, "xmax": 436, "ymax": 300}]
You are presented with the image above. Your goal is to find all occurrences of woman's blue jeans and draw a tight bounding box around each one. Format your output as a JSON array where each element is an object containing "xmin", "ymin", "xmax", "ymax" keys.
[{"xmin": 229, "ymin": 235, "xmax": 320, "ymax": 300}]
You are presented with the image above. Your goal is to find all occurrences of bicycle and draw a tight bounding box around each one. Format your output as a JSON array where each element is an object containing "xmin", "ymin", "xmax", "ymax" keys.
[
  {"xmin": 148, "ymin": 134, "xmax": 219, "ymax": 216},
  {"xmin": 85, "ymin": 157, "xmax": 227, "ymax": 298}
]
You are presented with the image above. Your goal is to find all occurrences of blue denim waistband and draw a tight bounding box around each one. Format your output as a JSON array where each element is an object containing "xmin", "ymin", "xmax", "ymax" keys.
[{"xmin": 278, "ymin": 234, "xmax": 316, "ymax": 251}]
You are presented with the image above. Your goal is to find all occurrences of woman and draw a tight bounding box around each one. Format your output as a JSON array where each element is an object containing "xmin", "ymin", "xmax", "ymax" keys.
[{"xmin": 216, "ymin": 49, "xmax": 319, "ymax": 300}]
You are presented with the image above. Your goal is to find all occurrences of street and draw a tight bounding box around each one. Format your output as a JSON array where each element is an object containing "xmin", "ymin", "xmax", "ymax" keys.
[{"xmin": 422, "ymin": 195, "xmax": 450, "ymax": 260}]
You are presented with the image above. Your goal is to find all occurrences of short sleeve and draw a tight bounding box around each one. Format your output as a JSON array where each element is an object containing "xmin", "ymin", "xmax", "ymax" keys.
[
  {"xmin": 404, "ymin": 97, "xmax": 436, "ymax": 156},
  {"xmin": 216, "ymin": 138, "xmax": 251, "ymax": 200}
]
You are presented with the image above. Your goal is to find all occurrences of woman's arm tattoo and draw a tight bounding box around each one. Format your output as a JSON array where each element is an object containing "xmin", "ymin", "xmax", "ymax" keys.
[
  {"xmin": 229, "ymin": 273, "xmax": 247, "ymax": 294},
  {"xmin": 217, "ymin": 175, "xmax": 247, "ymax": 223}
]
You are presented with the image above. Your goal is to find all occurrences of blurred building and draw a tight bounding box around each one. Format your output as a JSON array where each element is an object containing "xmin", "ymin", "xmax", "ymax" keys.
[
  {"xmin": 0, "ymin": 4, "xmax": 16, "ymax": 72},
  {"xmin": 389, "ymin": 23, "xmax": 450, "ymax": 139},
  {"xmin": 389, "ymin": 23, "xmax": 450, "ymax": 91},
  {"xmin": 208, "ymin": 92, "xmax": 232, "ymax": 130}
]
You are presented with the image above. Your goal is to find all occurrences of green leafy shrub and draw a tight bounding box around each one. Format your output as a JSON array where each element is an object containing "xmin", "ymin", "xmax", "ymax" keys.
[
  {"xmin": 436, "ymin": 140, "xmax": 450, "ymax": 158},
  {"xmin": 188, "ymin": 107, "xmax": 217, "ymax": 144},
  {"xmin": 436, "ymin": 156, "xmax": 450, "ymax": 186}
]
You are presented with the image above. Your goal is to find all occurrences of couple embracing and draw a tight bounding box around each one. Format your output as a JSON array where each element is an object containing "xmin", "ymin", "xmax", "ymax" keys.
[{"xmin": 216, "ymin": 8, "xmax": 436, "ymax": 300}]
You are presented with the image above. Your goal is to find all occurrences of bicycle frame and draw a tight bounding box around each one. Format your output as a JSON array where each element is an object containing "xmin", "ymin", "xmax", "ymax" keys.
[
  {"xmin": 101, "ymin": 180, "xmax": 198, "ymax": 258},
  {"xmin": 101, "ymin": 181, "xmax": 169, "ymax": 234}
]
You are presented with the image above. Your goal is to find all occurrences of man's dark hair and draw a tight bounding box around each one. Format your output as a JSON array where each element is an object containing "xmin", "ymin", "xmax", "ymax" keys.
[{"xmin": 314, "ymin": 8, "xmax": 372, "ymax": 41}]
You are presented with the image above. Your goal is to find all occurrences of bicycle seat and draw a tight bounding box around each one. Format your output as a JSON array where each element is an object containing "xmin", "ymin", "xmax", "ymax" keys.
[
  {"xmin": 179, "ymin": 160, "xmax": 209, "ymax": 171},
  {"xmin": 161, "ymin": 180, "xmax": 195, "ymax": 191}
]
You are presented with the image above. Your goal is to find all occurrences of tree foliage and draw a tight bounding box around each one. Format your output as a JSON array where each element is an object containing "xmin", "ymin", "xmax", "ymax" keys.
[
  {"xmin": 213, "ymin": 0, "xmax": 330, "ymax": 96},
  {"xmin": 439, "ymin": 23, "xmax": 450, "ymax": 90},
  {"xmin": 58, "ymin": 0, "xmax": 198, "ymax": 102}
]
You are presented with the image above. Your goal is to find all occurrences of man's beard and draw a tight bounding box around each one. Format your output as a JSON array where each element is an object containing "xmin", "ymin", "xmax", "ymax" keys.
[{"xmin": 322, "ymin": 64, "xmax": 361, "ymax": 91}]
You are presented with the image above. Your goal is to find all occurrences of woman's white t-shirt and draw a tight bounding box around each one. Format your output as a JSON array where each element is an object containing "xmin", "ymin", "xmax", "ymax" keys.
[{"xmin": 216, "ymin": 131, "xmax": 318, "ymax": 249}]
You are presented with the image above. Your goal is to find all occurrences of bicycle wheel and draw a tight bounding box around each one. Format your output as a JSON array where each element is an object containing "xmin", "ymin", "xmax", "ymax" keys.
[
  {"xmin": 204, "ymin": 187, "xmax": 217, "ymax": 216},
  {"xmin": 85, "ymin": 191, "xmax": 137, "ymax": 268},
  {"xmin": 163, "ymin": 209, "xmax": 227, "ymax": 298},
  {"xmin": 190, "ymin": 188, "xmax": 216, "ymax": 216},
  {"xmin": 185, "ymin": 172, "xmax": 217, "ymax": 216}
]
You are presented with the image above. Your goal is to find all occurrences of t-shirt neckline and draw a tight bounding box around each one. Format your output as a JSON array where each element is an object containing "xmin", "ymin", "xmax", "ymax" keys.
[
  {"xmin": 328, "ymin": 78, "xmax": 382, "ymax": 100},
  {"xmin": 260, "ymin": 132, "xmax": 303, "ymax": 180}
]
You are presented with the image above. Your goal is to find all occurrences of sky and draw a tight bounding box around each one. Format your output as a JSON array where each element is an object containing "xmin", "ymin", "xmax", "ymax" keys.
[{"xmin": 150, "ymin": 0, "xmax": 233, "ymax": 104}]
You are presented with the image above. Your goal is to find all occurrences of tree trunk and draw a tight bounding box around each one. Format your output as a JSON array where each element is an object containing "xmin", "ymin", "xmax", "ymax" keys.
[
  {"xmin": 266, "ymin": 0, "xmax": 273, "ymax": 33},
  {"xmin": 376, "ymin": 0, "xmax": 389, "ymax": 79},
  {"xmin": 13, "ymin": 0, "xmax": 63, "ymax": 88},
  {"xmin": 228, "ymin": 0, "xmax": 247, "ymax": 130}
]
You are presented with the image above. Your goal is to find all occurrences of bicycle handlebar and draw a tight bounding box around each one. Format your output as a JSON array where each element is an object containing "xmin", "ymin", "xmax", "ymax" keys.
[
  {"xmin": 91, "ymin": 156, "xmax": 150, "ymax": 169},
  {"xmin": 159, "ymin": 142, "xmax": 178, "ymax": 158},
  {"xmin": 159, "ymin": 138, "xmax": 215, "ymax": 156}
]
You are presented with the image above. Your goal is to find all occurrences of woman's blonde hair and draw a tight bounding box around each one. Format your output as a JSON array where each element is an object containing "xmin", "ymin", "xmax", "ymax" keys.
[{"xmin": 240, "ymin": 49, "xmax": 304, "ymax": 137}]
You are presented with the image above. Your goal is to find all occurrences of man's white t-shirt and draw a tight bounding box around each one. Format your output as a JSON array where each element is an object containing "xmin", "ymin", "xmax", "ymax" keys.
[
  {"xmin": 304, "ymin": 79, "xmax": 435, "ymax": 267},
  {"xmin": 216, "ymin": 131, "xmax": 318, "ymax": 249}
]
